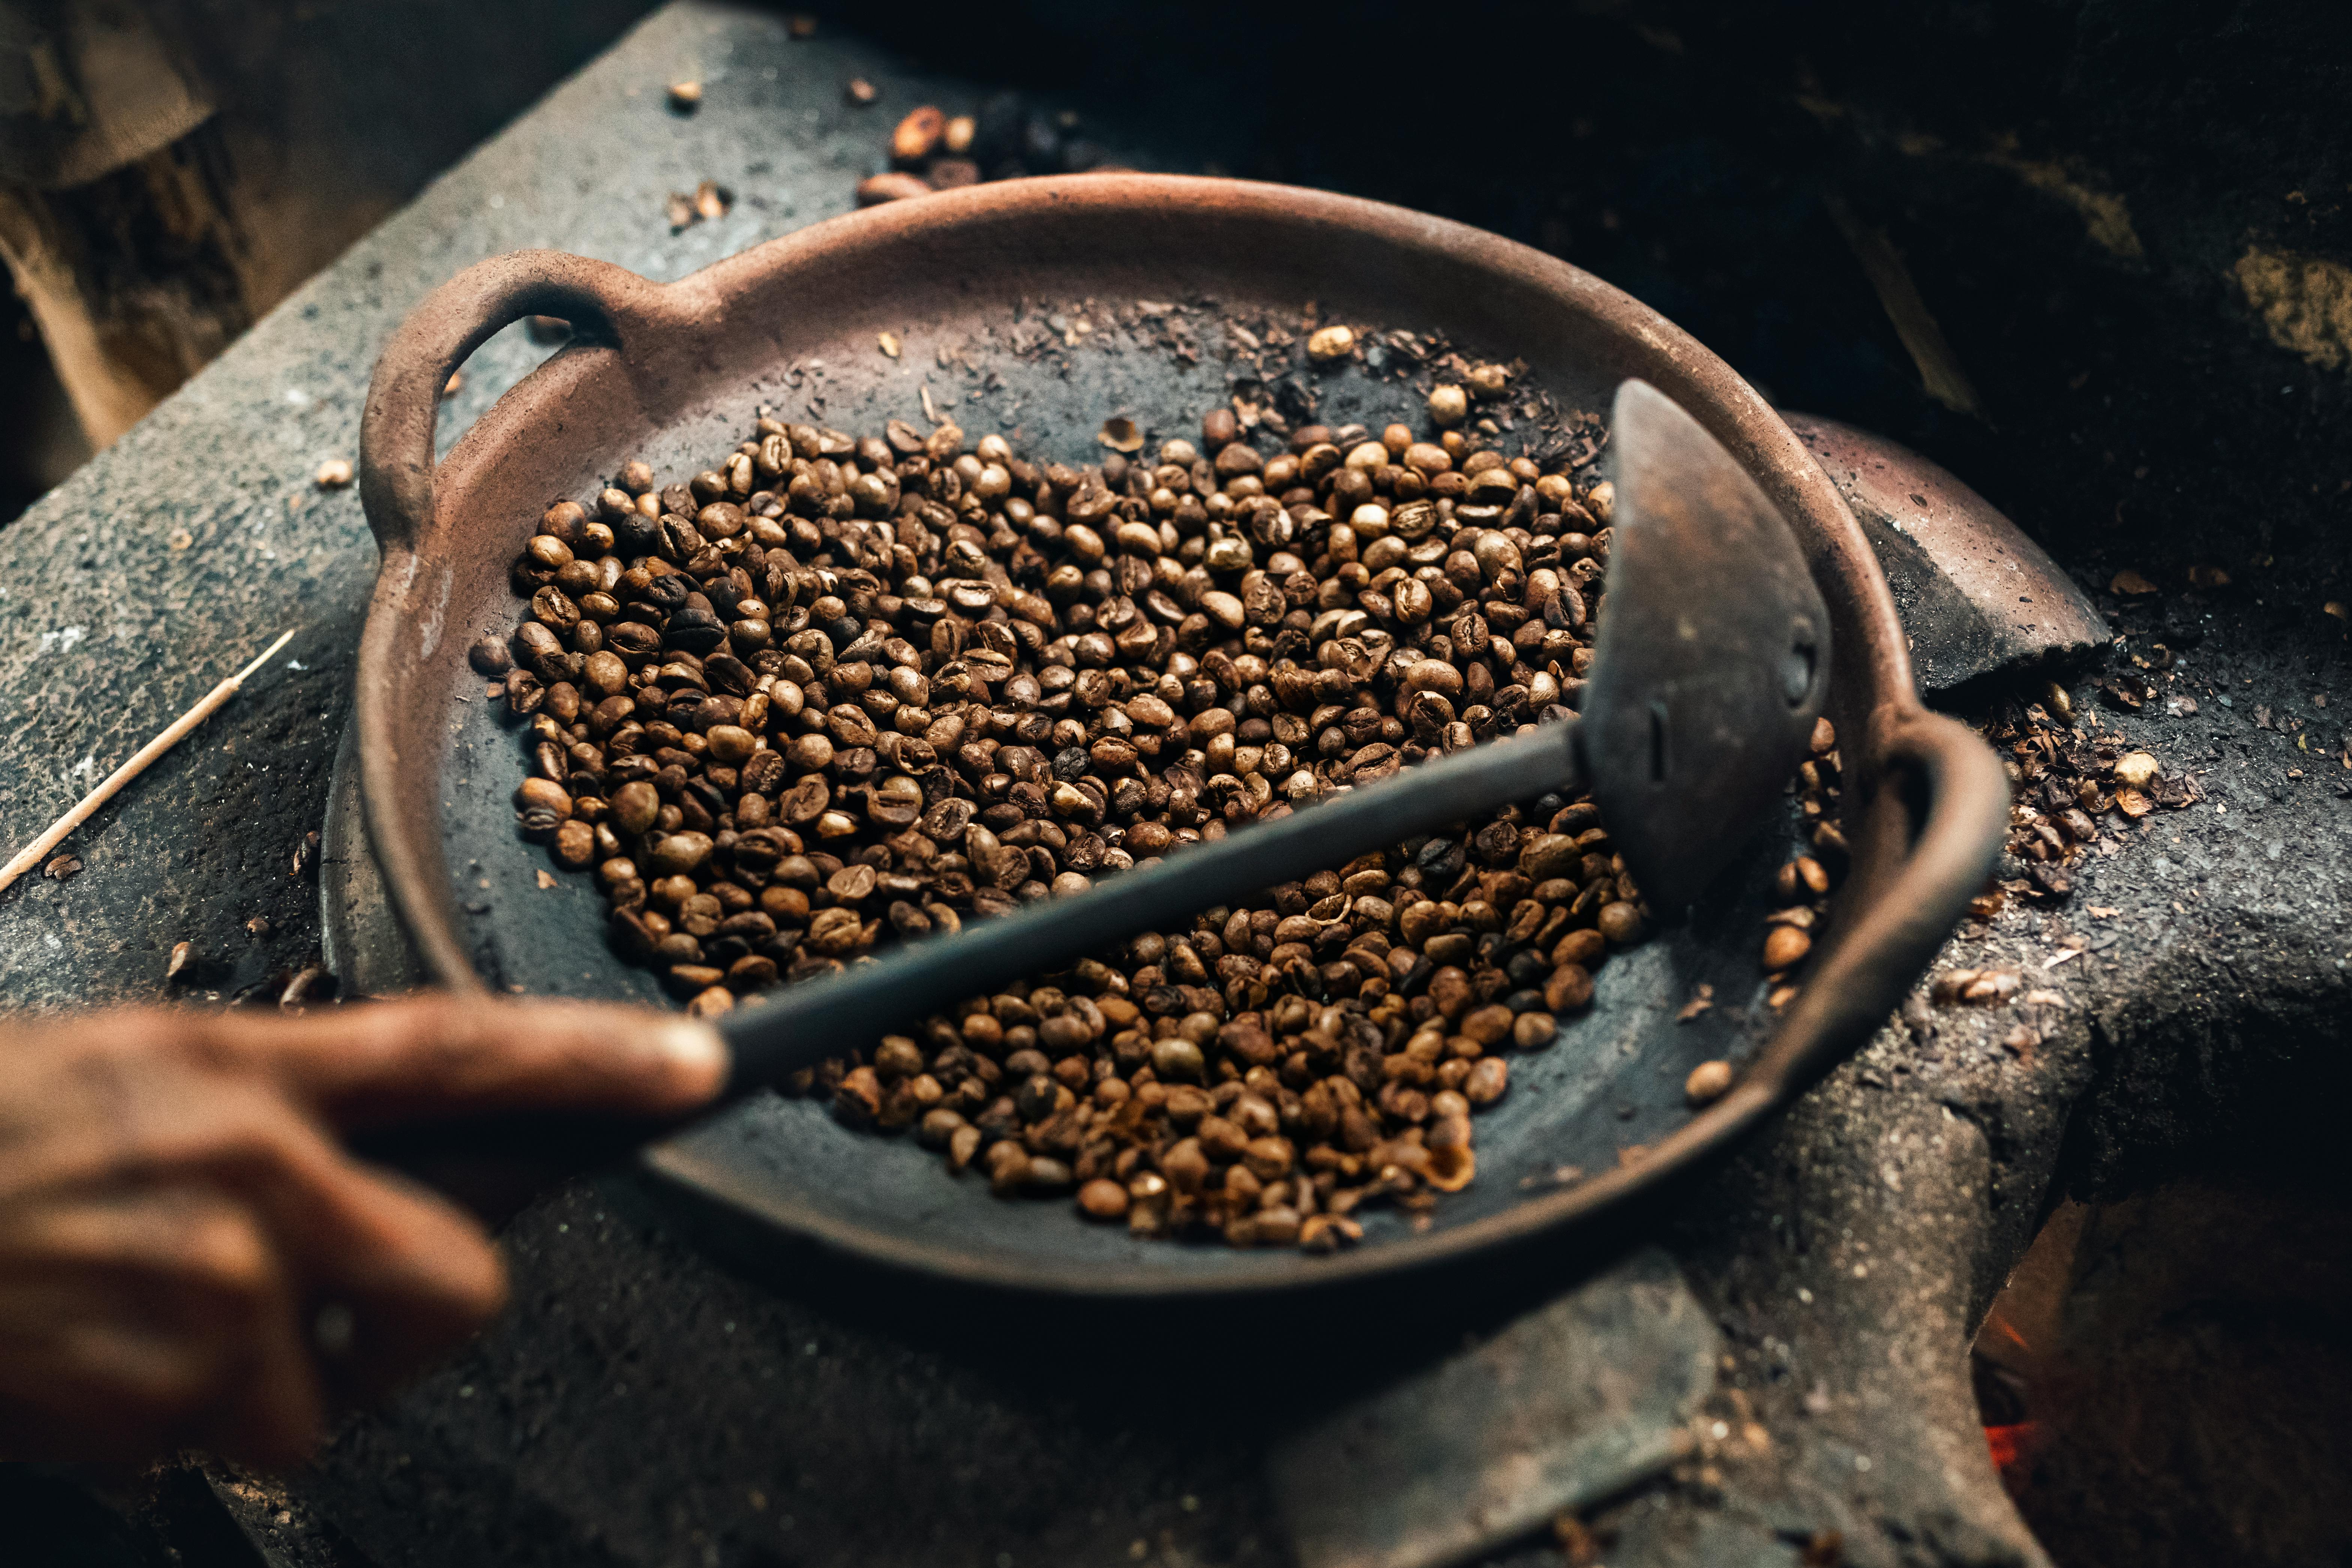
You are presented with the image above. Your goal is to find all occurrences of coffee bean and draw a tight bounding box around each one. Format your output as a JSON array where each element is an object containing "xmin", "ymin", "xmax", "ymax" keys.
[
  {"xmin": 891, "ymin": 105, "xmax": 945, "ymax": 162},
  {"xmin": 1762, "ymin": 925, "xmax": 1812, "ymax": 971},
  {"xmin": 1152, "ymin": 1037, "xmax": 1206, "ymax": 1081},
  {"xmin": 552, "ymin": 819, "xmax": 596, "ymax": 869},
  {"xmin": 1598, "ymin": 901, "xmax": 1645, "ymax": 945},
  {"xmin": 706, "ymin": 724, "xmax": 756, "ymax": 765},
  {"xmin": 1463, "ymin": 1056, "xmax": 1509, "ymax": 1107},
  {"xmin": 514, "ymin": 777, "xmax": 572, "ymax": 818},
  {"xmin": 499, "ymin": 389, "xmax": 1807, "ymax": 1252},
  {"xmin": 1077, "ymin": 1177, "xmax": 1129, "ymax": 1220},
  {"xmin": 469, "ymin": 635, "xmax": 511, "ymax": 676},
  {"xmin": 1306, "ymin": 324, "xmax": 1356, "ymax": 363},
  {"xmin": 651, "ymin": 832, "xmax": 714, "ymax": 876},
  {"xmin": 1460, "ymin": 1004, "xmax": 1514, "ymax": 1046},
  {"xmin": 1543, "ymin": 963, "xmax": 1594, "ymax": 1013},
  {"xmin": 1684, "ymin": 1059, "xmax": 1734, "ymax": 1106}
]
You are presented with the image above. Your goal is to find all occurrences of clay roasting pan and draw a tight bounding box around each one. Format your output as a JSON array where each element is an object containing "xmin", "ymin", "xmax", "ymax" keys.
[{"xmin": 352, "ymin": 175, "xmax": 2006, "ymax": 1296}]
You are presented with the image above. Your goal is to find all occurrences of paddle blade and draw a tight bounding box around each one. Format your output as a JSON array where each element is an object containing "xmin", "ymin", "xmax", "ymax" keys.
[{"xmin": 1579, "ymin": 380, "xmax": 1830, "ymax": 912}]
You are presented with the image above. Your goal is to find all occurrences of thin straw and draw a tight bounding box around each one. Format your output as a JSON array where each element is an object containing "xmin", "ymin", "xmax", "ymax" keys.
[{"xmin": 0, "ymin": 628, "xmax": 298, "ymax": 897}]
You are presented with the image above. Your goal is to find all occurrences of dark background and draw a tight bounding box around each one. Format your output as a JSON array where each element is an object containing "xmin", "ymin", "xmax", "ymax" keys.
[
  {"xmin": 836, "ymin": 0, "xmax": 2352, "ymax": 591},
  {"xmin": 9, "ymin": 0, "xmax": 2346, "ymax": 604}
]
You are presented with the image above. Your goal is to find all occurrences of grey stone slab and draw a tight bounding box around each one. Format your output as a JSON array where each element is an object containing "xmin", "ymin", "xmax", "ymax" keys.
[{"xmin": 1270, "ymin": 1247, "xmax": 1717, "ymax": 1568}]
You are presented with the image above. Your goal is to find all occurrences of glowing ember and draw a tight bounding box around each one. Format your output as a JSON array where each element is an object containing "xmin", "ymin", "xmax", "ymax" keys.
[{"xmin": 1985, "ymin": 1421, "xmax": 2038, "ymax": 1476}]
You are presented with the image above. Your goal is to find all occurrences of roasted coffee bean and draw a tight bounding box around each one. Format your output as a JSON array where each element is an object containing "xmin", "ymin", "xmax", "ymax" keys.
[
  {"xmin": 1077, "ymin": 1177, "xmax": 1129, "ymax": 1220},
  {"xmin": 1763, "ymin": 925, "xmax": 1812, "ymax": 971},
  {"xmin": 502, "ymin": 391, "xmax": 1822, "ymax": 1252},
  {"xmin": 1684, "ymin": 1059, "xmax": 1734, "ymax": 1106}
]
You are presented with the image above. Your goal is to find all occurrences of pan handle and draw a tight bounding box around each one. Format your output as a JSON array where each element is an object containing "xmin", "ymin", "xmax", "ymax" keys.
[
  {"xmin": 358, "ymin": 250, "xmax": 660, "ymax": 556},
  {"xmin": 1759, "ymin": 710, "xmax": 2009, "ymax": 1094}
]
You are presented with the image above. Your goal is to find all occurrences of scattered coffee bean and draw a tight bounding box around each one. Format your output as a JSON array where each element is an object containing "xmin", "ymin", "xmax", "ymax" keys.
[
  {"xmin": 1306, "ymin": 324, "xmax": 1356, "ymax": 363},
  {"xmin": 666, "ymin": 179, "xmax": 732, "ymax": 233},
  {"xmin": 280, "ymin": 965, "xmax": 330, "ymax": 1010},
  {"xmin": 891, "ymin": 105, "xmax": 945, "ymax": 162},
  {"xmin": 1974, "ymin": 695, "xmax": 2183, "ymax": 912},
  {"xmin": 1762, "ymin": 924, "xmax": 1812, "ymax": 972},
  {"xmin": 468, "ymin": 635, "xmax": 511, "ymax": 677},
  {"xmin": 1684, "ymin": 1058, "xmax": 1733, "ymax": 1106},
  {"xmin": 850, "ymin": 94, "xmax": 1125, "ymax": 204}
]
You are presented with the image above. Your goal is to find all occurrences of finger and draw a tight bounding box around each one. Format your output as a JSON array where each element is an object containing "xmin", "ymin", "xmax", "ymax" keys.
[
  {"xmin": 60, "ymin": 1064, "xmax": 513, "ymax": 1407},
  {"xmin": 302, "ymin": 1173, "xmax": 507, "ymax": 1406},
  {"xmin": 0, "ymin": 1277, "xmax": 222, "ymax": 1462},
  {"xmin": 0, "ymin": 1180, "xmax": 279, "ymax": 1275},
  {"xmin": 0, "ymin": 1315, "xmax": 218, "ymax": 1462},
  {"xmin": 33, "ymin": 1050, "xmax": 507, "ymax": 1404},
  {"xmin": 192, "ymin": 1089, "xmax": 511, "ymax": 1399},
  {"xmin": 0, "ymin": 1190, "xmax": 321, "ymax": 1466},
  {"xmin": 114, "ymin": 1200, "xmax": 325, "ymax": 1469},
  {"xmin": 188, "ymin": 995, "xmax": 727, "ymax": 1129},
  {"xmin": 198, "ymin": 1273, "xmax": 328, "ymax": 1469}
]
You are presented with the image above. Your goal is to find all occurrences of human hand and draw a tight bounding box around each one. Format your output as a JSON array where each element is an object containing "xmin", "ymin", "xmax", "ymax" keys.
[{"xmin": 0, "ymin": 994, "xmax": 724, "ymax": 1467}]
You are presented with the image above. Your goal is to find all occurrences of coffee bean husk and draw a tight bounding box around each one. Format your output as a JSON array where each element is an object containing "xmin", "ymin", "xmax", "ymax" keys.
[{"xmin": 1972, "ymin": 696, "xmax": 2189, "ymax": 915}]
